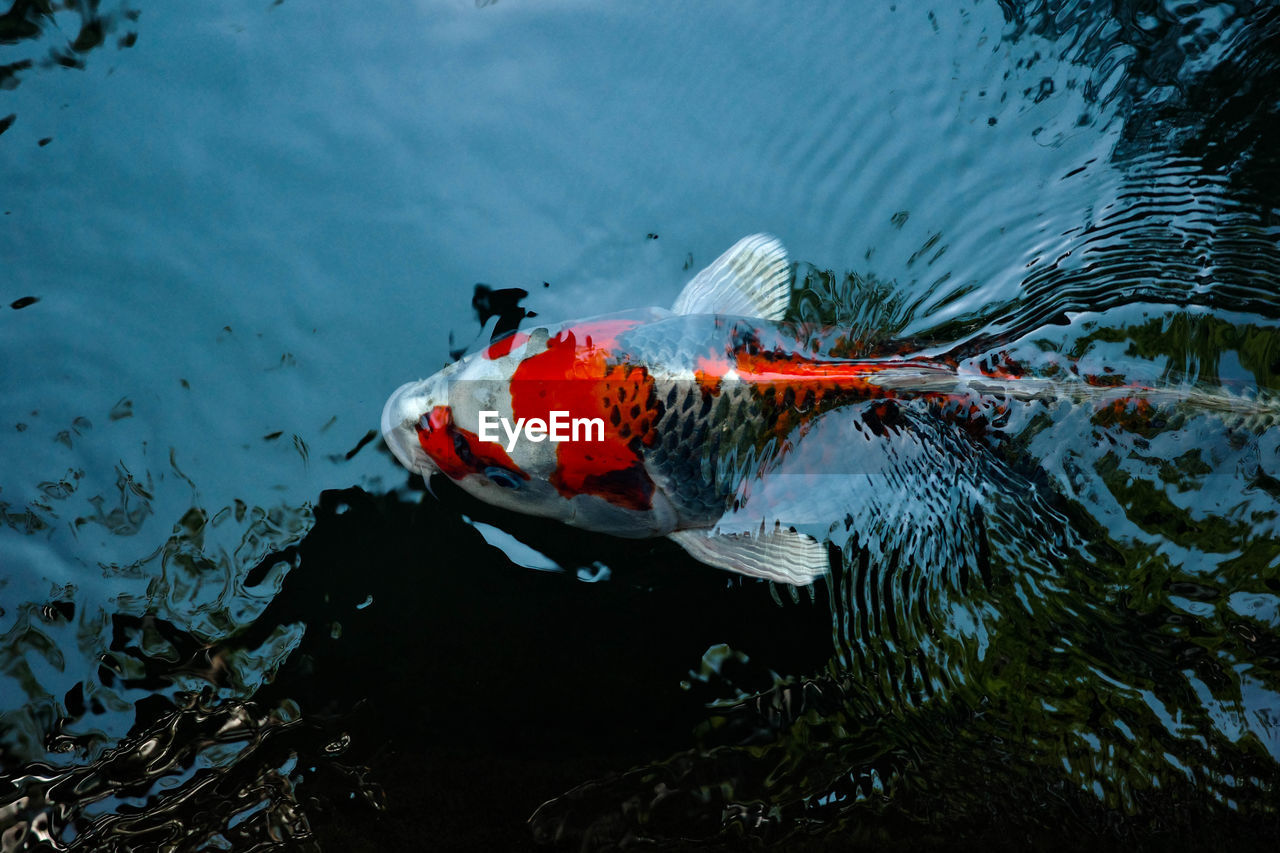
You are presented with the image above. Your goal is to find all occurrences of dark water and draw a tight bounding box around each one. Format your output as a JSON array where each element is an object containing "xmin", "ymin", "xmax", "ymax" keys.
[{"xmin": 2, "ymin": 1, "xmax": 1279, "ymax": 850}]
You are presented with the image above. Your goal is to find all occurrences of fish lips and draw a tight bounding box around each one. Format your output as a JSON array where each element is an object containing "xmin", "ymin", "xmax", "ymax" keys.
[{"xmin": 381, "ymin": 375, "xmax": 447, "ymax": 476}]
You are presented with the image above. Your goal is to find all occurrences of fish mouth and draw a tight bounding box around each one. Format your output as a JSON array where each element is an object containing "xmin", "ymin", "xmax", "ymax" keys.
[{"xmin": 381, "ymin": 375, "xmax": 447, "ymax": 475}]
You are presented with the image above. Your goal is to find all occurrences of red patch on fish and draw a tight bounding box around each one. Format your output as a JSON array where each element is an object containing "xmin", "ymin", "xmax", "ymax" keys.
[
  {"xmin": 726, "ymin": 345, "xmax": 899, "ymax": 440},
  {"xmin": 484, "ymin": 331, "xmax": 530, "ymax": 360},
  {"xmin": 508, "ymin": 319, "xmax": 658, "ymax": 511},
  {"xmin": 728, "ymin": 348, "xmax": 888, "ymax": 393},
  {"xmin": 417, "ymin": 405, "xmax": 528, "ymax": 481}
]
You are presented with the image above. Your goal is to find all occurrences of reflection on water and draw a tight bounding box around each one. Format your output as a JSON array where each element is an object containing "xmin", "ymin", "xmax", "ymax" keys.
[
  {"xmin": 2, "ymin": 0, "xmax": 1279, "ymax": 850},
  {"xmin": 527, "ymin": 304, "xmax": 1280, "ymax": 846}
]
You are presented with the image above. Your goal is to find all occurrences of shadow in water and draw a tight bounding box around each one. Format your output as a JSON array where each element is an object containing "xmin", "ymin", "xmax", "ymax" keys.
[{"xmin": 0, "ymin": 474, "xmax": 834, "ymax": 851}]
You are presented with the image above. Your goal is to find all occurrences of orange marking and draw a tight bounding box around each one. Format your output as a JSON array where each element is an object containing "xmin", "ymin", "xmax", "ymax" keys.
[{"xmin": 693, "ymin": 369, "xmax": 723, "ymax": 396}]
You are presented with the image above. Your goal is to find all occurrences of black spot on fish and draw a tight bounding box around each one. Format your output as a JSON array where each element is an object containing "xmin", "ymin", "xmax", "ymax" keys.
[
  {"xmin": 610, "ymin": 407, "xmax": 621, "ymax": 427},
  {"xmin": 579, "ymin": 461, "xmax": 654, "ymax": 511},
  {"xmin": 690, "ymin": 421, "xmax": 707, "ymax": 447},
  {"xmin": 713, "ymin": 394, "xmax": 732, "ymax": 423}
]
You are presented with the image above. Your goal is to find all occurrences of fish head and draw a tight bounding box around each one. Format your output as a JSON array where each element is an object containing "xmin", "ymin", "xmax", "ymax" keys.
[
  {"xmin": 382, "ymin": 327, "xmax": 572, "ymax": 522},
  {"xmin": 381, "ymin": 310, "xmax": 679, "ymax": 535}
]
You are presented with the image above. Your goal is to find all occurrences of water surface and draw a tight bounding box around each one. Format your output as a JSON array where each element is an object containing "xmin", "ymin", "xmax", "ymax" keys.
[{"xmin": 2, "ymin": 1, "xmax": 1278, "ymax": 850}]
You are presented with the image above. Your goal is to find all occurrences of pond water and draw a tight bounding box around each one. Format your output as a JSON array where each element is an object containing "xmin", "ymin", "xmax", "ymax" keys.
[{"xmin": 2, "ymin": 1, "xmax": 1278, "ymax": 850}]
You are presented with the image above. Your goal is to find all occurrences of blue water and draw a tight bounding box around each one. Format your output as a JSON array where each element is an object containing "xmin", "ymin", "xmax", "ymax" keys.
[{"xmin": 2, "ymin": 1, "xmax": 1278, "ymax": 850}]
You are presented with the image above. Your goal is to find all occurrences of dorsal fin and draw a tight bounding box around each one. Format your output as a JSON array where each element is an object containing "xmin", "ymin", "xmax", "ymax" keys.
[{"xmin": 672, "ymin": 234, "xmax": 791, "ymax": 320}]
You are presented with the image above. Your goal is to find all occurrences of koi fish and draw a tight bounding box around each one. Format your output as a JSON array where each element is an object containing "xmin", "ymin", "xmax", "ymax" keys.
[{"xmin": 382, "ymin": 235, "xmax": 1276, "ymax": 585}]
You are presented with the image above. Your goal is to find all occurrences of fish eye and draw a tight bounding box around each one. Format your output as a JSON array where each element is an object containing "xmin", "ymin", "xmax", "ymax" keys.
[{"xmin": 484, "ymin": 466, "xmax": 523, "ymax": 489}]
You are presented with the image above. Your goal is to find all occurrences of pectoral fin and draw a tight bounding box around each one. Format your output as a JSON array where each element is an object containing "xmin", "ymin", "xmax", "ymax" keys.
[
  {"xmin": 672, "ymin": 234, "xmax": 791, "ymax": 320},
  {"xmin": 668, "ymin": 527, "xmax": 831, "ymax": 585}
]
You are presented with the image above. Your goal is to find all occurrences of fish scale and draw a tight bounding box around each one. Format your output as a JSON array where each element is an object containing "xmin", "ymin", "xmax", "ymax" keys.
[
  {"xmin": 623, "ymin": 323, "xmax": 862, "ymax": 528},
  {"xmin": 648, "ymin": 380, "xmax": 730, "ymax": 524}
]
